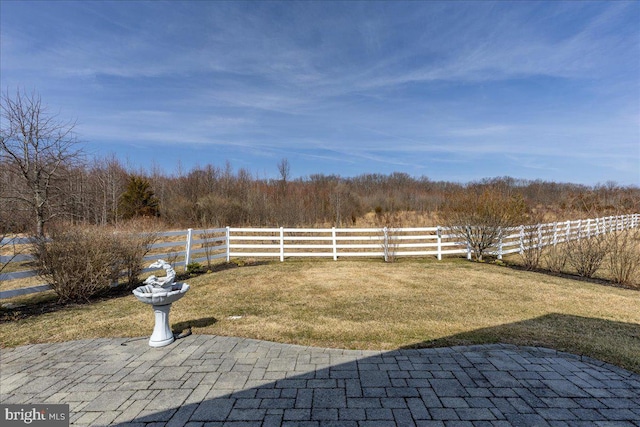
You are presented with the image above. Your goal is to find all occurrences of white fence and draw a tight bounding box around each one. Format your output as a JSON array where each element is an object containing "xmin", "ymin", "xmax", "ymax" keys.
[
  {"xmin": 1, "ymin": 214, "xmax": 638, "ymax": 299},
  {"xmin": 185, "ymin": 214, "xmax": 639, "ymax": 263}
]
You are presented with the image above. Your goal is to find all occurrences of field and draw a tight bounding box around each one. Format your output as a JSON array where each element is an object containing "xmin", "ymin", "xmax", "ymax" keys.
[{"xmin": 1, "ymin": 259, "xmax": 639, "ymax": 374}]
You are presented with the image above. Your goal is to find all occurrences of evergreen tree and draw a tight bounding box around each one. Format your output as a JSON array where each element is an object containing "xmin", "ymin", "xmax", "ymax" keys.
[{"xmin": 119, "ymin": 175, "xmax": 160, "ymax": 219}]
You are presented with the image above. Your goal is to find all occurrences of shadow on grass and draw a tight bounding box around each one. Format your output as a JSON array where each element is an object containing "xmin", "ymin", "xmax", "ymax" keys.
[
  {"xmin": 182, "ymin": 260, "xmax": 272, "ymax": 277},
  {"xmin": 172, "ymin": 316, "xmax": 218, "ymax": 332},
  {"xmin": 403, "ymin": 313, "xmax": 640, "ymax": 373},
  {"xmin": 108, "ymin": 313, "xmax": 640, "ymax": 426}
]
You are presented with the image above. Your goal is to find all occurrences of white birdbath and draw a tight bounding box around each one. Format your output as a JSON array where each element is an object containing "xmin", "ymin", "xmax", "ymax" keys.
[{"xmin": 133, "ymin": 260, "xmax": 190, "ymax": 347}]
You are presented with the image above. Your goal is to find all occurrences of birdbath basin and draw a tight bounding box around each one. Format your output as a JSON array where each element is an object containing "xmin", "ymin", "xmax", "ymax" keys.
[{"xmin": 133, "ymin": 260, "xmax": 190, "ymax": 347}]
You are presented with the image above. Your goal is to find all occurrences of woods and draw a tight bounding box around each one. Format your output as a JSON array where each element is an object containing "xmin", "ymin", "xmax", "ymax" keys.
[
  {"xmin": 3, "ymin": 154, "xmax": 639, "ymax": 235},
  {"xmin": 2, "ymin": 91, "xmax": 639, "ymax": 235}
]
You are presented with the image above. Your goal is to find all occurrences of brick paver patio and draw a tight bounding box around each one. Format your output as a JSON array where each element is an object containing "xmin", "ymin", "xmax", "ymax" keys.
[{"xmin": 1, "ymin": 335, "xmax": 639, "ymax": 426}]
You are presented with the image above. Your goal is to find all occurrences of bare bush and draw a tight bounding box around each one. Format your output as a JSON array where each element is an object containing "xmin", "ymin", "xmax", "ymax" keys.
[
  {"xmin": 543, "ymin": 243, "xmax": 568, "ymax": 273},
  {"xmin": 519, "ymin": 219, "xmax": 546, "ymax": 270},
  {"xmin": 33, "ymin": 221, "xmax": 158, "ymax": 302},
  {"xmin": 33, "ymin": 225, "xmax": 122, "ymax": 302},
  {"xmin": 114, "ymin": 218, "xmax": 159, "ymax": 286},
  {"xmin": 444, "ymin": 188, "xmax": 528, "ymax": 261},
  {"xmin": 606, "ymin": 229, "xmax": 640, "ymax": 286},
  {"xmin": 200, "ymin": 229, "xmax": 221, "ymax": 270},
  {"xmin": 565, "ymin": 233, "xmax": 608, "ymax": 278},
  {"xmin": 376, "ymin": 211, "xmax": 401, "ymax": 263},
  {"xmin": 382, "ymin": 227, "xmax": 400, "ymax": 263}
]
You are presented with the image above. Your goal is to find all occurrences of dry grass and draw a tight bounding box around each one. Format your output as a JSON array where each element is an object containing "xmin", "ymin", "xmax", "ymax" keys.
[
  {"xmin": 1, "ymin": 259, "xmax": 639, "ymax": 373},
  {"xmin": 0, "ymin": 275, "xmax": 44, "ymax": 292}
]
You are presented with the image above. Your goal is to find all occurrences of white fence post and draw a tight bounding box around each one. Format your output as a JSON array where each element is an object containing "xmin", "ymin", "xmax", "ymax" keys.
[
  {"xmin": 436, "ymin": 226, "xmax": 442, "ymax": 261},
  {"xmin": 553, "ymin": 222, "xmax": 558, "ymax": 246},
  {"xmin": 577, "ymin": 219, "xmax": 583, "ymax": 239},
  {"xmin": 497, "ymin": 228, "xmax": 503, "ymax": 260},
  {"xmin": 519, "ymin": 225, "xmax": 525, "ymax": 255},
  {"xmin": 537, "ymin": 224, "xmax": 543, "ymax": 250},
  {"xmin": 280, "ymin": 227, "xmax": 285, "ymax": 262},
  {"xmin": 226, "ymin": 226, "xmax": 231, "ymax": 263},
  {"xmin": 184, "ymin": 228, "xmax": 193, "ymax": 271},
  {"xmin": 465, "ymin": 226, "xmax": 472, "ymax": 260},
  {"xmin": 332, "ymin": 227, "xmax": 337, "ymax": 261},
  {"xmin": 383, "ymin": 227, "xmax": 389, "ymax": 262}
]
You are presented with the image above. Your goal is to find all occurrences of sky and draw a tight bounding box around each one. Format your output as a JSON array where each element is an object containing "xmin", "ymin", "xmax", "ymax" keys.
[{"xmin": 1, "ymin": 1, "xmax": 639, "ymax": 185}]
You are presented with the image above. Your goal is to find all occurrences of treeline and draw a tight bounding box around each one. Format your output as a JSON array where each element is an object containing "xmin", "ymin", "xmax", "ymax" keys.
[
  {"xmin": 2, "ymin": 90, "xmax": 638, "ymax": 235},
  {"xmin": 1, "ymin": 155, "xmax": 639, "ymax": 234}
]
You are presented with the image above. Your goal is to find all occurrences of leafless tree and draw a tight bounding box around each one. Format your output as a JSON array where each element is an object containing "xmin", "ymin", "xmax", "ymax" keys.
[
  {"xmin": 277, "ymin": 158, "xmax": 290, "ymax": 183},
  {"xmin": 89, "ymin": 155, "xmax": 127, "ymax": 225},
  {"xmin": 0, "ymin": 89, "xmax": 83, "ymax": 236}
]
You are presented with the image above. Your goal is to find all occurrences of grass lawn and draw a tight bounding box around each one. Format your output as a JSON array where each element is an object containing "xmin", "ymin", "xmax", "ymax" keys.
[{"xmin": 1, "ymin": 259, "xmax": 639, "ymax": 373}]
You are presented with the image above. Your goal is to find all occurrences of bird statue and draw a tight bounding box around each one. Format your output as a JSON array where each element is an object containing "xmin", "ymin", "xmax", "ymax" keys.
[{"xmin": 143, "ymin": 259, "xmax": 177, "ymax": 289}]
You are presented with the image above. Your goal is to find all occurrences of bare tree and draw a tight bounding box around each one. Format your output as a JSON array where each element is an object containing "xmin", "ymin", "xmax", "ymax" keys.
[
  {"xmin": 0, "ymin": 89, "xmax": 83, "ymax": 236},
  {"xmin": 277, "ymin": 157, "xmax": 290, "ymax": 183},
  {"xmin": 89, "ymin": 155, "xmax": 127, "ymax": 225}
]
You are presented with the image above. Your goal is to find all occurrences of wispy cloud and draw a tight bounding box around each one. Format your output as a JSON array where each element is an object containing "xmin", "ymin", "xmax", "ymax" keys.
[
  {"xmin": 1, "ymin": 1, "xmax": 637, "ymax": 184},
  {"xmin": 447, "ymin": 126, "xmax": 513, "ymax": 138}
]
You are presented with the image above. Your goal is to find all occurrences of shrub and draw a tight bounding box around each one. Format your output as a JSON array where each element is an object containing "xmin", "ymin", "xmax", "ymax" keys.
[
  {"xmin": 113, "ymin": 218, "xmax": 159, "ymax": 286},
  {"xmin": 376, "ymin": 212, "xmax": 401, "ymax": 263},
  {"xmin": 382, "ymin": 227, "xmax": 399, "ymax": 263},
  {"xmin": 606, "ymin": 229, "xmax": 640, "ymax": 286},
  {"xmin": 519, "ymin": 223, "xmax": 544, "ymax": 270},
  {"xmin": 543, "ymin": 243, "xmax": 568, "ymax": 273},
  {"xmin": 565, "ymin": 233, "xmax": 608, "ymax": 278},
  {"xmin": 33, "ymin": 225, "xmax": 122, "ymax": 302},
  {"xmin": 32, "ymin": 221, "xmax": 158, "ymax": 302},
  {"xmin": 186, "ymin": 262, "xmax": 203, "ymax": 273},
  {"xmin": 200, "ymin": 229, "xmax": 221, "ymax": 269},
  {"xmin": 444, "ymin": 188, "xmax": 528, "ymax": 261}
]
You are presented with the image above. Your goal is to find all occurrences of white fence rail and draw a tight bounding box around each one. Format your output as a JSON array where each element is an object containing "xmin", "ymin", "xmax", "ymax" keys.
[{"xmin": 1, "ymin": 214, "xmax": 638, "ymax": 299}]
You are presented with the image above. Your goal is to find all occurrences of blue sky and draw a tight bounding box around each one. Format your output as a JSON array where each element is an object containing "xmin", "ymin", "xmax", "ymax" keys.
[{"xmin": 1, "ymin": 1, "xmax": 639, "ymax": 185}]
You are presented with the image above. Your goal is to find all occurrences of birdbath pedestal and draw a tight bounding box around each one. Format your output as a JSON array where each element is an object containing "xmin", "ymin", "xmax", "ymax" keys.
[{"xmin": 133, "ymin": 260, "xmax": 190, "ymax": 348}]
